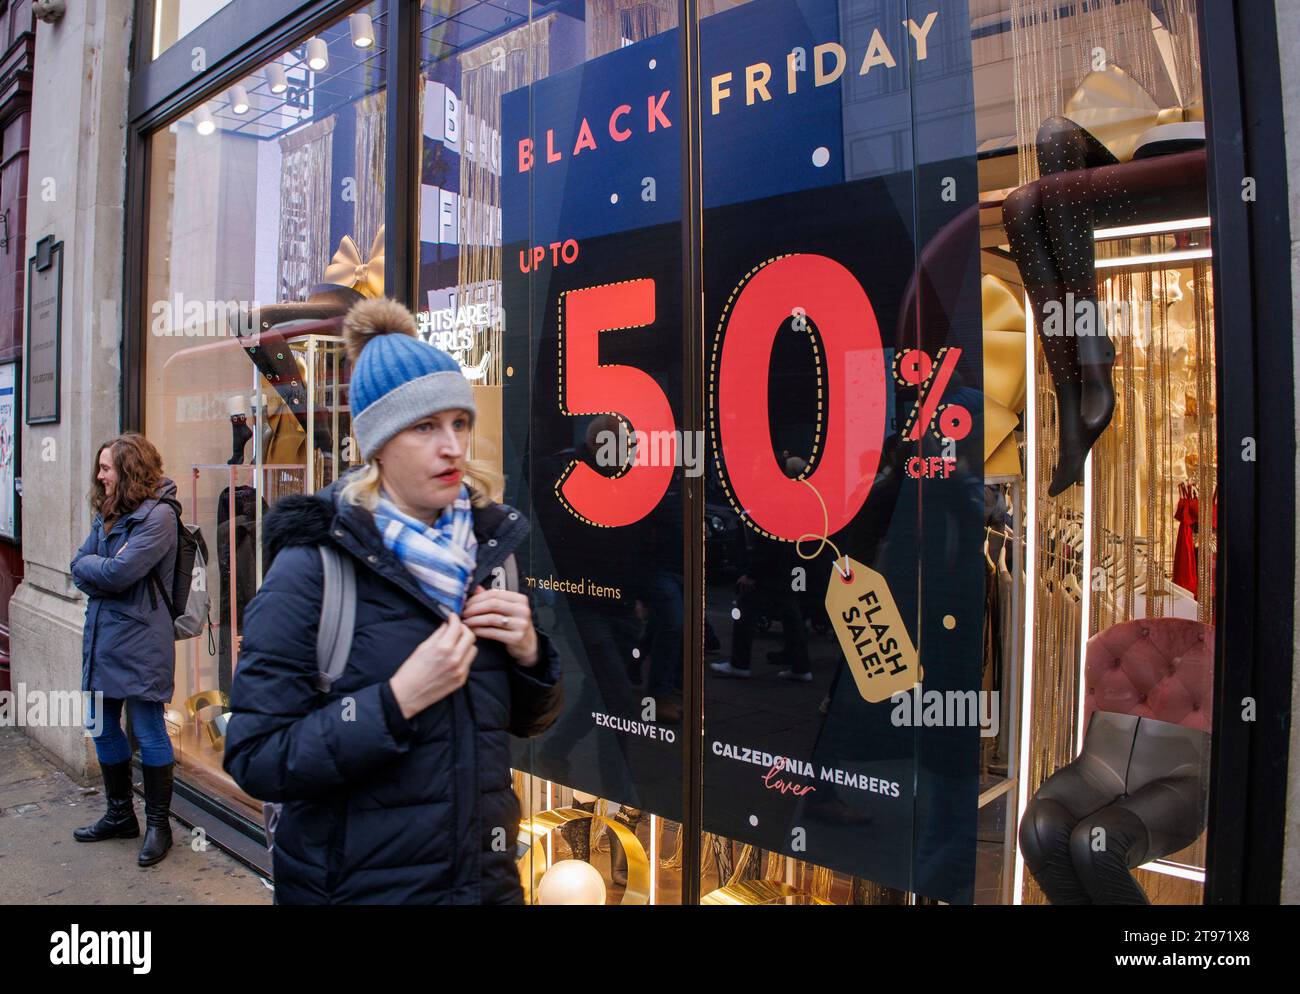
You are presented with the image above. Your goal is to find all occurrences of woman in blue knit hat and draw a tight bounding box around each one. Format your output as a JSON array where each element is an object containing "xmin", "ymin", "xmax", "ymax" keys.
[{"xmin": 223, "ymin": 298, "xmax": 562, "ymax": 904}]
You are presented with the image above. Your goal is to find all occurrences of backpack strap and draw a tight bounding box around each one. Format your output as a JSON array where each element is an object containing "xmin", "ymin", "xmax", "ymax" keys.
[
  {"xmin": 315, "ymin": 545, "xmax": 357, "ymax": 693},
  {"xmin": 148, "ymin": 498, "xmax": 183, "ymax": 618}
]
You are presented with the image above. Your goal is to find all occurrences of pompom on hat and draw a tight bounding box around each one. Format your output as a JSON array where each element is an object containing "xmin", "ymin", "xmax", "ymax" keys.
[{"xmin": 343, "ymin": 298, "xmax": 475, "ymax": 459}]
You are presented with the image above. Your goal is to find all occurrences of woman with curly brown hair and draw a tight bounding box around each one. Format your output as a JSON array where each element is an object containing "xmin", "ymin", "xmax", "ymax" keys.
[{"xmin": 70, "ymin": 432, "xmax": 181, "ymax": 866}]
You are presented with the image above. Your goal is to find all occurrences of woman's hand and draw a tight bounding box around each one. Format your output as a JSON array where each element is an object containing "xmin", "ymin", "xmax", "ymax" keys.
[
  {"xmin": 462, "ymin": 586, "xmax": 539, "ymax": 666},
  {"xmin": 388, "ymin": 613, "xmax": 478, "ymax": 719}
]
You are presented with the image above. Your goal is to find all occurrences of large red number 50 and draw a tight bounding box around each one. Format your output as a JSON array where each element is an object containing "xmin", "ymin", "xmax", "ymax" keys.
[
  {"xmin": 557, "ymin": 279, "xmax": 676, "ymax": 527},
  {"xmin": 715, "ymin": 254, "xmax": 884, "ymax": 541}
]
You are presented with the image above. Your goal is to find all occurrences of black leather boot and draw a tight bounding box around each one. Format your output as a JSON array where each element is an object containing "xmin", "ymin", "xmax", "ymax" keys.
[
  {"xmin": 560, "ymin": 798, "xmax": 596, "ymax": 862},
  {"xmin": 137, "ymin": 763, "xmax": 175, "ymax": 867},
  {"xmin": 73, "ymin": 760, "xmax": 139, "ymax": 842}
]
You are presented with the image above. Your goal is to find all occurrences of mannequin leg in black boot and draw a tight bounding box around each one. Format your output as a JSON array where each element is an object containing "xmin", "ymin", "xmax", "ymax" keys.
[
  {"xmin": 227, "ymin": 413, "xmax": 253, "ymax": 465},
  {"xmin": 610, "ymin": 807, "xmax": 643, "ymax": 888},
  {"xmin": 559, "ymin": 797, "xmax": 595, "ymax": 862},
  {"xmin": 73, "ymin": 760, "xmax": 139, "ymax": 842},
  {"xmin": 138, "ymin": 763, "xmax": 175, "ymax": 866}
]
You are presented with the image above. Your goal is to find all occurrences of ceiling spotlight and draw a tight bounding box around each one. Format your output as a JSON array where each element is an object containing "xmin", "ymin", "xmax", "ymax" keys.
[
  {"xmin": 306, "ymin": 36, "xmax": 329, "ymax": 72},
  {"xmin": 194, "ymin": 104, "xmax": 216, "ymax": 136},
  {"xmin": 349, "ymin": 12, "xmax": 375, "ymax": 48},
  {"xmin": 266, "ymin": 63, "xmax": 288, "ymax": 93},
  {"xmin": 230, "ymin": 84, "xmax": 250, "ymax": 115}
]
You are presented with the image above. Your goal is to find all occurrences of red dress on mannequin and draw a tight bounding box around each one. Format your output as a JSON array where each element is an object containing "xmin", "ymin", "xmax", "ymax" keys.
[{"xmin": 1172, "ymin": 483, "xmax": 1199, "ymax": 596}]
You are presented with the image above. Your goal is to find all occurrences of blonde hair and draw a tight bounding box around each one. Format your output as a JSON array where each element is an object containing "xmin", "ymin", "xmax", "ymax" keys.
[{"xmin": 341, "ymin": 456, "xmax": 503, "ymax": 512}]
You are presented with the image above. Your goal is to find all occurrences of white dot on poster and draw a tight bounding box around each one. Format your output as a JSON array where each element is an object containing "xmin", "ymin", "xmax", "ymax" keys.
[
  {"xmin": 812, "ymin": 146, "xmax": 830, "ymax": 167},
  {"xmin": 649, "ymin": 58, "xmax": 657, "ymax": 69},
  {"xmin": 610, "ymin": 193, "xmax": 619, "ymax": 204},
  {"xmin": 632, "ymin": 647, "xmax": 641, "ymax": 659},
  {"xmin": 748, "ymin": 815, "xmax": 758, "ymax": 826},
  {"xmin": 731, "ymin": 607, "xmax": 741, "ymax": 620}
]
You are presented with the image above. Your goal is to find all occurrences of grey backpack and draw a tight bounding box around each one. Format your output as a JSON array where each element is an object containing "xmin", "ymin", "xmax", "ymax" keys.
[
  {"xmin": 150, "ymin": 497, "xmax": 212, "ymax": 643},
  {"xmin": 262, "ymin": 545, "xmax": 356, "ymax": 853}
]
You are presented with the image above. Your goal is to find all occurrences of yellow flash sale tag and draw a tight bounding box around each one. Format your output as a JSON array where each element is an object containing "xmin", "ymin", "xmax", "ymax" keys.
[{"xmin": 825, "ymin": 557, "xmax": 920, "ymax": 703}]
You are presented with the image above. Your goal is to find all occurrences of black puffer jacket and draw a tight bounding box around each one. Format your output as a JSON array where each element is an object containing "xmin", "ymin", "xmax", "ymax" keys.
[{"xmin": 222, "ymin": 481, "xmax": 561, "ymax": 904}]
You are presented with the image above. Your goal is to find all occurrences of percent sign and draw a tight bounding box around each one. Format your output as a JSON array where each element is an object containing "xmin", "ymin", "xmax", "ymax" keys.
[{"xmin": 894, "ymin": 347, "xmax": 972, "ymax": 442}]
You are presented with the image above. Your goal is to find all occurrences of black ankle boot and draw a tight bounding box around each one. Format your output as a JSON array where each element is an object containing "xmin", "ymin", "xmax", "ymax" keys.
[
  {"xmin": 73, "ymin": 760, "xmax": 139, "ymax": 842},
  {"xmin": 138, "ymin": 763, "xmax": 175, "ymax": 867},
  {"xmin": 610, "ymin": 807, "xmax": 643, "ymax": 887}
]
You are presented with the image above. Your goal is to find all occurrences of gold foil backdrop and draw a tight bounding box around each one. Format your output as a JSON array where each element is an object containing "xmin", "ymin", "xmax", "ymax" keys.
[
  {"xmin": 354, "ymin": 91, "xmax": 387, "ymax": 259},
  {"xmin": 1090, "ymin": 260, "xmax": 1216, "ymax": 633},
  {"xmin": 588, "ymin": 0, "xmax": 678, "ymax": 59},
  {"xmin": 277, "ymin": 117, "xmax": 336, "ymax": 301}
]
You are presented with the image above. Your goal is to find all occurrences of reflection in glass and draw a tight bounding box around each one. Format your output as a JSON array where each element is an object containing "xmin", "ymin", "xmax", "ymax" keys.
[{"xmin": 142, "ymin": 1, "xmax": 386, "ymax": 818}]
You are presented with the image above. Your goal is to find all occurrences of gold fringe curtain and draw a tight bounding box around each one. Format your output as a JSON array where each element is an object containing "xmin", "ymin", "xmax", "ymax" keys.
[
  {"xmin": 277, "ymin": 117, "xmax": 336, "ymax": 301},
  {"xmin": 588, "ymin": 0, "xmax": 678, "ymax": 59},
  {"xmin": 354, "ymin": 91, "xmax": 387, "ymax": 257},
  {"xmin": 1010, "ymin": 0, "xmax": 1202, "ymax": 183},
  {"xmin": 452, "ymin": 17, "xmax": 554, "ymax": 388},
  {"xmin": 1090, "ymin": 262, "xmax": 1216, "ymax": 633}
]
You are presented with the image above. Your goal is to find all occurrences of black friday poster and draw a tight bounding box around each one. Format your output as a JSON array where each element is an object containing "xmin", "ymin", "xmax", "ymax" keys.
[{"xmin": 501, "ymin": 0, "xmax": 984, "ymax": 901}]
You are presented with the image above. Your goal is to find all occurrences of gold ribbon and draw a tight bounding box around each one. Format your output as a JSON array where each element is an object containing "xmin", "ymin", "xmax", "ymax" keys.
[
  {"xmin": 1064, "ymin": 65, "xmax": 1203, "ymax": 164},
  {"xmin": 702, "ymin": 880, "xmax": 833, "ymax": 905},
  {"xmin": 320, "ymin": 225, "xmax": 385, "ymax": 298},
  {"xmin": 983, "ymin": 274, "xmax": 1026, "ymax": 477}
]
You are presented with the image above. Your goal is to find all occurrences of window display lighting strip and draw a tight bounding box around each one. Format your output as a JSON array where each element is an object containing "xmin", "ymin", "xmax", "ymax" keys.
[
  {"xmin": 1137, "ymin": 860, "xmax": 1205, "ymax": 883},
  {"xmin": 1077, "ymin": 453, "xmax": 1094, "ymax": 752},
  {"xmin": 1093, "ymin": 216, "xmax": 1211, "ymax": 240},
  {"xmin": 546, "ymin": 779, "xmax": 553, "ymax": 867},
  {"xmin": 1094, "ymin": 248, "xmax": 1213, "ymax": 269},
  {"xmin": 649, "ymin": 815, "xmax": 658, "ymax": 904},
  {"xmin": 1013, "ymin": 292, "xmax": 1038, "ymax": 906}
]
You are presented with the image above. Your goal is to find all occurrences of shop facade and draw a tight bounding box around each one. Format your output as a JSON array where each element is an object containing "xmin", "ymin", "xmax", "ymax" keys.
[{"xmin": 12, "ymin": 0, "xmax": 1300, "ymax": 904}]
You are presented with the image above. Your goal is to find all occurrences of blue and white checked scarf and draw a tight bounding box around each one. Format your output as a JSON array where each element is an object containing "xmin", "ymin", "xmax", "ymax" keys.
[{"xmin": 372, "ymin": 487, "xmax": 478, "ymax": 615}]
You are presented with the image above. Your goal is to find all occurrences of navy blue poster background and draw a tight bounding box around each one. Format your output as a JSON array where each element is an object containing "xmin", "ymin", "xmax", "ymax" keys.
[{"xmin": 502, "ymin": 0, "xmax": 984, "ymax": 902}]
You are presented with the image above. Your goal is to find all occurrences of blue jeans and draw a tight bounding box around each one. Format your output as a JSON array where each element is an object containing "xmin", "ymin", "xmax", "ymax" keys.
[{"xmin": 88, "ymin": 696, "xmax": 174, "ymax": 767}]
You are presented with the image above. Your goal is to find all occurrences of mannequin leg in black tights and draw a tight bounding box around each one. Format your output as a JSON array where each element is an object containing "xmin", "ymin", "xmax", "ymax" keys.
[{"xmin": 1003, "ymin": 116, "xmax": 1136, "ymax": 495}]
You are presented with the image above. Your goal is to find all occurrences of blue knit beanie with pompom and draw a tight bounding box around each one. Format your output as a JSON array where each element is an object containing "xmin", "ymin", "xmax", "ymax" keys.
[{"xmin": 343, "ymin": 298, "xmax": 476, "ymax": 459}]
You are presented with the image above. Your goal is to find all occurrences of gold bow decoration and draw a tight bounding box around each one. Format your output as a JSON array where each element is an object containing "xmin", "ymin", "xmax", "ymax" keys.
[
  {"xmin": 983, "ymin": 274, "xmax": 1027, "ymax": 478},
  {"xmin": 1064, "ymin": 64, "xmax": 1203, "ymax": 164},
  {"xmin": 321, "ymin": 225, "xmax": 385, "ymax": 299}
]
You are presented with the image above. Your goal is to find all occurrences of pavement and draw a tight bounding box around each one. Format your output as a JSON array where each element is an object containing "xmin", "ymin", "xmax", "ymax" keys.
[{"xmin": 0, "ymin": 726, "xmax": 272, "ymax": 905}]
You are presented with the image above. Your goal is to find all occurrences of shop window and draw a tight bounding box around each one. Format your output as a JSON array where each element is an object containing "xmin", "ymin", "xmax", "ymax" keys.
[
  {"xmin": 141, "ymin": 0, "xmax": 385, "ymax": 819},
  {"xmin": 135, "ymin": 0, "xmax": 1222, "ymax": 905},
  {"xmin": 496, "ymin": 0, "xmax": 1219, "ymax": 906}
]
